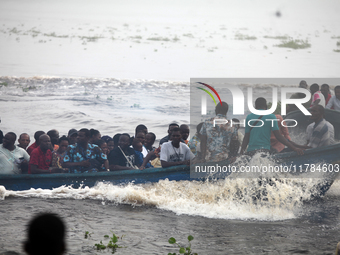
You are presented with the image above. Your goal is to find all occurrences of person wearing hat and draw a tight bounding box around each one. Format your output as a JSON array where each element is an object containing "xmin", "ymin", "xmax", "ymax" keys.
[{"xmin": 67, "ymin": 129, "xmax": 77, "ymax": 145}]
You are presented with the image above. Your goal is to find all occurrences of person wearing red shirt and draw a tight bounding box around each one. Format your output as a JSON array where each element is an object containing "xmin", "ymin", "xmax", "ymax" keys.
[
  {"xmin": 27, "ymin": 131, "xmax": 45, "ymax": 155},
  {"xmin": 29, "ymin": 134, "xmax": 63, "ymax": 174}
]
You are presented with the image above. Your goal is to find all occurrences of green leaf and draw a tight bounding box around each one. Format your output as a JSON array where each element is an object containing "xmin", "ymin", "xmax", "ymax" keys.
[
  {"xmin": 104, "ymin": 235, "xmax": 109, "ymax": 238},
  {"xmin": 168, "ymin": 237, "xmax": 176, "ymax": 244},
  {"xmin": 188, "ymin": 235, "xmax": 194, "ymax": 242},
  {"xmin": 179, "ymin": 247, "xmax": 186, "ymax": 253},
  {"xmin": 111, "ymin": 234, "xmax": 118, "ymax": 243}
]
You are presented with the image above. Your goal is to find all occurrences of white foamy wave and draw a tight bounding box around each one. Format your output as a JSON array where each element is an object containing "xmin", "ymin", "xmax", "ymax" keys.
[{"xmin": 2, "ymin": 176, "xmax": 330, "ymax": 221}]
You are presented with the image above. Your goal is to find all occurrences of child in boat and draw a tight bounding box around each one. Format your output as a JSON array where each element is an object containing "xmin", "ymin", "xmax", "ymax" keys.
[{"xmin": 132, "ymin": 139, "xmax": 153, "ymax": 169}]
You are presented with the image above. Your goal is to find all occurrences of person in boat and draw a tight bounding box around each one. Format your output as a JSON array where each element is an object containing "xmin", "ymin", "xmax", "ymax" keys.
[
  {"xmin": 179, "ymin": 124, "xmax": 190, "ymax": 144},
  {"xmin": 67, "ymin": 128, "xmax": 78, "ymax": 145},
  {"xmin": 144, "ymin": 132, "xmax": 156, "ymax": 152},
  {"xmin": 134, "ymin": 131, "xmax": 148, "ymax": 157},
  {"xmin": 108, "ymin": 133, "xmax": 139, "ymax": 170},
  {"xmin": 89, "ymin": 129, "xmax": 101, "ymax": 144},
  {"xmin": 113, "ymin": 133, "xmax": 121, "ymax": 149},
  {"xmin": 200, "ymin": 101, "xmax": 238, "ymax": 162},
  {"xmin": 269, "ymin": 114, "xmax": 292, "ymax": 154},
  {"xmin": 0, "ymin": 132, "xmax": 30, "ymax": 174},
  {"xmin": 188, "ymin": 122, "xmax": 203, "ymax": 159},
  {"xmin": 132, "ymin": 138, "xmax": 153, "ymax": 170},
  {"xmin": 129, "ymin": 124, "xmax": 148, "ymax": 145},
  {"xmin": 51, "ymin": 136, "xmax": 69, "ymax": 170},
  {"xmin": 326, "ymin": 85, "xmax": 340, "ymax": 111},
  {"xmin": 27, "ymin": 131, "xmax": 45, "ymax": 155},
  {"xmin": 63, "ymin": 128, "xmax": 108, "ymax": 173},
  {"xmin": 291, "ymin": 105, "xmax": 334, "ymax": 149},
  {"xmin": 159, "ymin": 123, "xmax": 180, "ymax": 146},
  {"xmin": 310, "ymin": 83, "xmax": 326, "ymax": 107},
  {"xmin": 160, "ymin": 127, "xmax": 194, "ymax": 168},
  {"xmin": 240, "ymin": 97, "xmax": 304, "ymax": 156},
  {"xmin": 29, "ymin": 134, "xmax": 65, "ymax": 174},
  {"xmin": 47, "ymin": 129, "xmax": 60, "ymax": 151},
  {"xmin": 17, "ymin": 133, "xmax": 31, "ymax": 150},
  {"xmin": 286, "ymin": 80, "xmax": 312, "ymax": 113},
  {"xmin": 320, "ymin": 83, "xmax": 332, "ymax": 106},
  {"xmin": 100, "ymin": 135, "xmax": 113, "ymax": 155},
  {"xmin": 24, "ymin": 213, "xmax": 66, "ymax": 255}
]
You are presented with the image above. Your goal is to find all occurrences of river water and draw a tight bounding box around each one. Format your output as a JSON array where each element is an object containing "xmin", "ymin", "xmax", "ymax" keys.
[{"xmin": 1, "ymin": 0, "xmax": 340, "ymax": 254}]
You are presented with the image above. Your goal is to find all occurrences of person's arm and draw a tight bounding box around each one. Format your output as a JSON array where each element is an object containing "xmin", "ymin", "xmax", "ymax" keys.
[
  {"xmin": 240, "ymin": 133, "xmax": 250, "ymax": 155},
  {"xmin": 326, "ymin": 97, "xmax": 334, "ymax": 109},
  {"xmin": 272, "ymin": 130, "xmax": 304, "ymax": 155},
  {"xmin": 140, "ymin": 151, "xmax": 156, "ymax": 170}
]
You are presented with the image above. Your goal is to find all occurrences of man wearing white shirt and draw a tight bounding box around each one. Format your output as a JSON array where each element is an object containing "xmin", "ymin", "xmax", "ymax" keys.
[{"xmin": 326, "ymin": 86, "xmax": 340, "ymax": 111}]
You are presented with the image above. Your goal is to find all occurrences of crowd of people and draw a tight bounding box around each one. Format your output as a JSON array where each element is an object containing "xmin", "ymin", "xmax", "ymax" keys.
[{"xmin": 0, "ymin": 81, "xmax": 338, "ymax": 175}]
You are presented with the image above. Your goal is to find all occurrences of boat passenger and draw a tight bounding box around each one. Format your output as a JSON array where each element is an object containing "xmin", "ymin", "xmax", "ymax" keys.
[
  {"xmin": 0, "ymin": 132, "xmax": 30, "ymax": 174},
  {"xmin": 18, "ymin": 133, "xmax": 30, "ymax": 150},
  {"xmin": 160, "ymin": 128, "xmax": 194, "ymax": 168},
  {"xmin": 29, "ymin": 134, "xmax": 64, "ymax": 174},
  {"xmin": 159, "ymin": 123, "xmax": 179, "ymax": 146},
  {"xmin": 188, "ymin": 122, "xmax": 203, "ymax": 158},
  {"xmin": 144, "ymin": 132, "xmax": 156, "ymax": 152},
  {"xmin": 326, "ymin": 85, "xmax": 340, "ymax": 111},
  {"xmin": 270, "ymin": 115, "xmax": 292, "ymax": 153},
  {"xmin": 106, "ymin": 138, "xmax": 114, "ymax": 154},
  {"xmin": 132, "ymin": 138, "xmax": 152, "ymax": 169},
  {"xmin": 67, "ymin": 128, "xmax": 78, "ymax": 145},
  {"xmin": 113, "ymin": 133, "xmax": 121, "ymax": 149},
  {"xmin": 63, "ymin": 128, "xmax": 108, "ymax": 173},
  {"xmin": 179, "ymin": 124, "xmax": 190, "ymax": 144},
  {"xmin": 286, "ymin": 80, "xmax": 311, "ymax": 113},
  {"xmin": 240, "ymin": 97, "xmax": 304, "ymax": 156},
  {"xmin": 24, "ymin": 213, "xmax": 66, "ymax": 255},
  {"xmin": 135, "ymin": 131, "xmax": 148, "ymax": 157},
  {"xmin": 320, "ymin": 84, "xmax": 332, "ymax": 106},
  {"xmin": 27, "ymin": 130, "xmax": 45, "ymax": 155},
  {"xmin": 200, "ymin": 101, "xmax": 238, "ymax": 162},
  {"xmin": 94, "ymin": 139, "xmax": 108, "ymax": 155},
  {"xmin": 89, "ymin": 129, "xmax": 101, "ymax": 144},
  {"xmin": 108, "ymin": 133, "xmax": 139, "ymax": 170},
  {"xmin": 135, "ymin": 124, "xmax": 148, "ymax": 135},
  {"xmin": 47, "ymin": 129, "xmax": 60, "ymax": 151},
  {"xmin": 51, "ymin": 136, "xmax": 69, "ymax": 170},
  {"xmin": 292, "ymin": 105, "xmax": 334, "ymax": 149},
  {"xmin": 310, "ymin": 83, "xmax": 326, "ymax": 107}
]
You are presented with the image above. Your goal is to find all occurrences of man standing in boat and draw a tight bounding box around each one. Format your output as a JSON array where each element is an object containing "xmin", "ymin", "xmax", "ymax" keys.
[
  {"xmin": 200, "ymin": 101, "xmax": 238, "ymax": 162},
  {"xmin": 240, "ymin": 97, "xmax": 304, "ymax": 156}
]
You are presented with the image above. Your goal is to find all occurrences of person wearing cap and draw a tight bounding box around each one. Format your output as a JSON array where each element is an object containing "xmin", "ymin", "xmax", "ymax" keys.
[
  {"xmin": 286, "ymin": 80, "xmax": 312, "ymax": 113},
  {"xmin": 67, "ymin": 129, "xmax": 77, "ymax": 145}
]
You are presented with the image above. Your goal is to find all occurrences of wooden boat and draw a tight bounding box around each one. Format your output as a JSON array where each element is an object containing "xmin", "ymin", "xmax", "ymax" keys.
[
  {"xmin": 284, "ymin": 108, "xmax": 340, "ymax": 140},
  {"xmin": 1, "ymin": 144, "xmax": 340, "ymax": 196}
]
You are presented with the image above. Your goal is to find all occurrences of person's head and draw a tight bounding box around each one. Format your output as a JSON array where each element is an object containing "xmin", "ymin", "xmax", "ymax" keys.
[
  {"xmin": 118, "ymin": 134, "xmax": 130, "ymax": 149},
  {"xmin": 24, "ymin": 213, "xmax": 66, "ymax": 255},
  {"xmin": 321, "ymin": 84, "xmax": 330, "ymax": 98},
  {"xmin": 310, "ymin": 83, "xmax": 319, "ymax": 95},
  {"xmin": 18, "ymin": 133, "xmax": 30, "ymax": 149},
  {"xmin": 215, "ymin": 101, "xmax": 229, "ymax": 116},
  {"xmin": 179, "ymin": 124, "xmax": 190, "ymax": 141},
  {"xmin": 34, "ymin": 131, "xmax": 45, "ymax": 145},
  {"xmin": 94, "ymin": 139, "xmax": 108, "ymax": 154},
  {"xmin": 232, "ymin": 118, "xmax": 240, "ymax": 130},
  {"xmin": 3, "ymin": 132, "xmax": 16, "ymax": 150},
  {"xmin": 39, "ymin": 134, "xmax": 51, "ymax": 152},
  {"xmin": 67, "ymin": 129, "xmax": 78, "ymax": 145},
  {"xmin": 57, "ymin": 136, "xmax": 69, "ymax": 154},
  {"xmin": 77, "ymin": 128, "xmax": 90, "ymax": 146},
  {"xmin": 310, "ymin": 104, "xmax": 324, "ymax": 122},
  {"xmin": 89, "ymin": 129, "xmax": 101, "ymax": 143},
  {"xmin": 132, "ymin": 139, "xmax": 143, "ymax": 152},
  {"xmin": 334, "ymin": 86, "xmax": 340, "ymax": 100},
  {"xmin": 113, "ymin": 133, "xmax": 121, "ymax": 149},
  {"xmin": 170, "ymin": 127, "xmax": 182, "ymax": 145},
  {"xmin": 47, "ymin": 130, "xmax": 59, "ymax": 146},
  {"xmin": 255, "ymin": 97, "xmax": 267, "ymax": 110},
  {"xmin": 167, "ymin": 123, "xmax": 179, "ymax": 136},
  {"xmin": 135, "ymin": 131, "xmax": 145, "ymax": 145},
  {"xmin": 135, "ymin": 124, "xmax": 148, "ymax": 136},
  {"xmin": 106, "ymin": 138, "xmax": 114, "ymax": 154},
  {"xmin": 145, "ymin": 132, "xmax": 156, "ymax": 148},
  {"xmin": 299, "ymin": 80, "xmax": 308, "ymax": 89}
]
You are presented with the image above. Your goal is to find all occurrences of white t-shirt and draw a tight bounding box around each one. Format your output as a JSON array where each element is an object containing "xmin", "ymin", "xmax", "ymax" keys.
[
  {"xmin": 160, "ymin": 141, "xmax": 195, "ymax": 162},
  {"xmin": 0, "ymin": 144, "xmax": 30, "ymax": 174},
  {"xmin": 326, "ymin": 95, "xmax": 340, "ymax": 111}
]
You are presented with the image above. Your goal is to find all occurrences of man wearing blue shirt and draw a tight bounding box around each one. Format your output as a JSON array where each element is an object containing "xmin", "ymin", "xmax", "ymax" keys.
[{"xmin": 240, "ymin": 97, "xmax": 303, "ymax": 156}]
